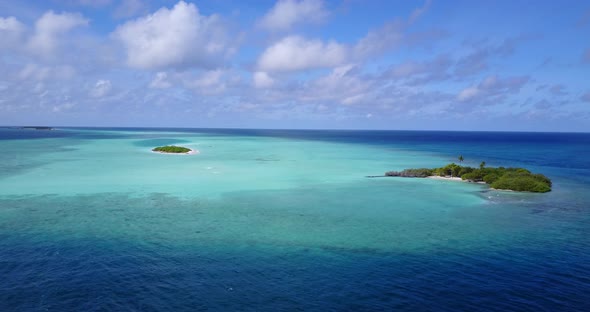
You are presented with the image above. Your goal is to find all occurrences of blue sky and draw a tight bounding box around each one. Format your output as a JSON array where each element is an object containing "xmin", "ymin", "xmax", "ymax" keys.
[{"xmin": 0, "ymin": 0, "xmax": 589, "ymax": 131}]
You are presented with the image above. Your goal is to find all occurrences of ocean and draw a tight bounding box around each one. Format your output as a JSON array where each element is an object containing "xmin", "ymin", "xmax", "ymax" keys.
[{"xmin": 0, "ymin": 127, "xmax": 589, "ymax": 311}]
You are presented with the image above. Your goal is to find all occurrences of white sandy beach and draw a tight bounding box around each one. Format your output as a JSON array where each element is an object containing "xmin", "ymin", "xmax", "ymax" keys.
[
  {"xmin": 428, "ymin": 176, "xmax": 487, "ymax": 185},
  {"xmin": 427, "ymin": 176, "xmax": 463, "ymax": 181}
]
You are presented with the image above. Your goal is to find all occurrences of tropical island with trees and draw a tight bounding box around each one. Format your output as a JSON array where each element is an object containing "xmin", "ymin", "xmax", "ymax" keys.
[
  {"xmin": 152, "ymin": 145, "xmax": 195, "ymax": 154},
  {"xmin": 383, "ymin": 156, "xmax": 552, "ymax": 193}
]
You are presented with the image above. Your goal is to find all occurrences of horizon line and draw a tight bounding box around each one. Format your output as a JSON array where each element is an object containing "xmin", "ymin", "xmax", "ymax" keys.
[{"xmin": 2, "ymin": 125, "xmax": 589, "ymax": 134}]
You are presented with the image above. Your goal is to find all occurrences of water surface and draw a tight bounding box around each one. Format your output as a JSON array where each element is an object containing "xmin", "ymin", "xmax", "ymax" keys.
[{"xmin": 1, "ymin": 128, "xmax": 588, "ymax": 311}]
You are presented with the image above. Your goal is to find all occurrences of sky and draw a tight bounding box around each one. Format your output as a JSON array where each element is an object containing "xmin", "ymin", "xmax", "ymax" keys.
[{"xmin": 0, "ymin": 0, "xmax": 589, "ymax": 131}]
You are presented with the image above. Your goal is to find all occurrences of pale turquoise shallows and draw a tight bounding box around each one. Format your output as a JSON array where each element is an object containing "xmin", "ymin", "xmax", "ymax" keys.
[
  {"xmin": 0, "ymin": 128, "xmax": 556, "ymax": 253},
  {"xmin": 1, "ymin": 129, "xmax": 457, "ymax": 197}
]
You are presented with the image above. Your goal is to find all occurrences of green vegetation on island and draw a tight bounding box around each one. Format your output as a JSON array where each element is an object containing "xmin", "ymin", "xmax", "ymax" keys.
[
  {"xmin": 152, "ymin": 145, "xmax": 192, "ymax": 154},
  {"xmin": 385, "ymin": 162, "xmax": 552, "ymax": 193}
]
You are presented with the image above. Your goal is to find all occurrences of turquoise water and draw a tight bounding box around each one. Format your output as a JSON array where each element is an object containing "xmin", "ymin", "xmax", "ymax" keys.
[{"xmin": 1, "ymin": 128, "xmax": 589, "ymax": 310}]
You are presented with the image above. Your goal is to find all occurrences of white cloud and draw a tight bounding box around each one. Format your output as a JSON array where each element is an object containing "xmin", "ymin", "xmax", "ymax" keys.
[
  {"xmin": 256, "ymin": 1, "xmax": 430, "ymax": 74},
  {"xmin": 0, "ymin": 16, "xmax": 25, "ymax": 49},
  {"xmin": 258, "ymin": 0, "xmax": 328, "ymax": 31},
  {"xmin": 314, "ymin": 65, "xmax": 367, "ymax": 93},
  {"xmin": 192, "ymin": 70, "xmax": 222, "ymax": 87},
  {"xmin": 28, "ymin": 11, "xmax": 88, "ymax": 56},
  {"xmin": 0, "ymin": 16, "xmax": 24, "ymax": 32},
  {"xmin": 185, "ymin": 70, "xmax": 227, "ymax": 95},
  {"xmin": 253, "ymin": 71, "xmax": 274, "ymax": 88},
  {"xmin": 52, "ymin": 102, "xmax": 75, "ymax": 112},
  {"xmin": 150, "ymin": 72, "xmax": 172, "ymax": 89},
  {"xmin": 90, "ymin": 79, "xmax": 112, "ymax": 97},
  {"xmin": 258, "ymin": 36, "xmax": 347, "ymax": 72},
  {"xmin": 113, "ymin": 1, "xmax": 234, "ymax": 70},
  {"xmin": 295, "ymin": 64, "xmax": 372, "ymax": 105},
  {"xmin": 341, "ymin": 94, "xmax": 367, "ymax": 105},
  {"xmin": 457, "ymin": 87, "xmax": 479, "ymax": 101},
  {"xmin": 254, "ymin": 0, "xmax": 436, "ymax": 75}
]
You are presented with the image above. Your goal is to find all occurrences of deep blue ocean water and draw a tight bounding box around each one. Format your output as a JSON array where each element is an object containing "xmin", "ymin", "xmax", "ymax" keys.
[{"xmin": 1, "ymin": 128, "xmax": 589, "ymax": 311}]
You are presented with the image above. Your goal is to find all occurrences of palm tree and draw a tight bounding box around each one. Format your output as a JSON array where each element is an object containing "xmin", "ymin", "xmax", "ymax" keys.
[
  {"xmin": 480, "ymin": 161, "xmax": 486, "ymax": 169},
  {"xmin": 458, "ymin": 155, "xmax": 464, "ymax": 164}
]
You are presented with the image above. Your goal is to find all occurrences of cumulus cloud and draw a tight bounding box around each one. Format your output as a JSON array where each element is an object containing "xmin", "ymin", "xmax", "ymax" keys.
[
  {"xmin": 113, "ymin": 1, "xmax": 234, "ymax": 70},
  {"xmin": 258, "ymin": 0, "xmax": 328, "ymax": 31},
  {"xmin": 28, "ymin": 11, "xmax": 88, "ymax": 56},
  {"xmin": 0, "ymin": 16, "xmax": 26, "ymax": 49},
  {"xmin": 256, "ymin": 1, "xmax": 434, "ymax": 73},
  {"xmin": 0, "ymin": 16, "xmax": 23, "ymax": 31},
  {"xmin": 3, "ymin": 0, "xmax": 586, "ymax": 130},
  {"xmin": 457, "ymin": 75, "xmax": 529, "ymax": 102},
  {"xmin": 258, "ymin": 36, "xmax": 347, "ymax": 72},
  {"xmin": 253, "ymin": 71, "xmax": 274, "ymax": 88},
  {"xmin": 90, "ymin": 79, "xmax": 112, "ymax": 97}
]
